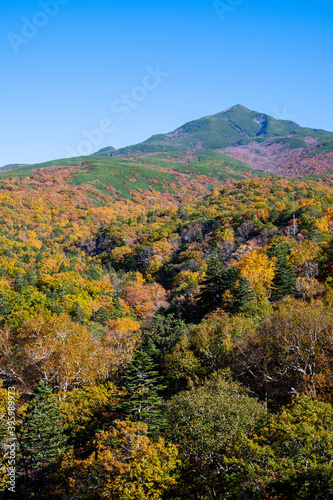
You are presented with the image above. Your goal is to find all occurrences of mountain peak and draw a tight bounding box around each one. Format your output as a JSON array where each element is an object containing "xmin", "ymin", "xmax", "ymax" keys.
[
  {"xmin": 225, "ymin": 104, "xmax": 250, "ymax": 112},
  {"xmin": 93, "ymin": 105, "xmax": 333, "ymax": 158}
]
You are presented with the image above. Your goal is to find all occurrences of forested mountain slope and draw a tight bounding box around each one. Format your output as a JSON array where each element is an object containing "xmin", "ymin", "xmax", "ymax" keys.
[
  {"xmin": 1, "ymin": 115, "xmax": 333, "ymax": 498},
  {"xmin": 1, "ymin": 164, "xmax": 333, "ymax": 497}
]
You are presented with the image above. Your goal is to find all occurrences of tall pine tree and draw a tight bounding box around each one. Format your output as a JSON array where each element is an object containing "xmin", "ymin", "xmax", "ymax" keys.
[
  {"xmin": 16, "ymin": 381, "xmax": 69, "ymax": 497},
  {"xmin": 143, "ymin": 312, "xmax": 189, "ymax": 366},
  {"xmin": 116, "ymin": 350, "xmax": 166, "ymax": 435},
  {"xmin": 200, "ymin": 255, "xmax": 239, "ymax": 314},
  {"xmin": 268, "ymin": 238, "xmax": 296, "ymax": 301},
  {"xmin": 232, "ymin": 276, "xmax": 255, "ymax": 313}
]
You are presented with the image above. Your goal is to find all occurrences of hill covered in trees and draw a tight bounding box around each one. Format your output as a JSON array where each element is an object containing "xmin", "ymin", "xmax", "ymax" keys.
[{"xmin": 1, "ymin": 117, "xmax": 333, "ymax": 498}]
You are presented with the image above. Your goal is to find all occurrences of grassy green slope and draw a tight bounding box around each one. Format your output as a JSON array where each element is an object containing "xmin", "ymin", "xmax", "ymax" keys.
[{"xmin": 0, "ymin": 151, "xmax": 265, "ymax": 199}]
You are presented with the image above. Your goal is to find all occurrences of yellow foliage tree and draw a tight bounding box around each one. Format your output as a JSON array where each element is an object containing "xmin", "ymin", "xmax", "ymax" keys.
[
  {"xmin": 236, "ymin": 250, "xmax": 276, "ymax": 300},
  {"xmin": 101, "ymin": 317, "xmax": 142, "ymax": 374},
  {"xmin": 59, "ymin": 382, "xmax": 120, "ymax": 441},
  {"xmin": 50, "ymin": 421, "xmax": 179, "ymax": 500},
  {"xmin": 289, "ymin": 240, "xmax": 320, "ymax": 270},
  {"xmin": 0, "ymin": 313, "xmax": 105, "ymax": 392}
]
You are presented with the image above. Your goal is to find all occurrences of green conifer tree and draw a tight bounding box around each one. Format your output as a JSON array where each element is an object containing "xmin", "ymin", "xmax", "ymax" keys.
[
  {"xmin": 268, "ymin": 238, "xmax": 296, "ymax": 301},
  {"xmin": 14, "ymin": 273, "xmax": 26, "ymax": 292},
  {"xmin": 0, "ymin": 293, "xmax": 11, "ymax": 318},
  {"xmin": 143, "ymin": 312, "xmax": 189, "ymax": 366},
  {"xmin": 16, "ymin": 381, "xmax": 69, "ymax": 496},
  {"xmin": 116, "ymin": 350, "xmax": 166, "ymax": 435},
  {"xmin": 232, "ymin": 276, "xmax": 255, "ymax": 312},
  {"xmin": 200, "ymin": 261, "xmax": 240, "ymax": 314}
]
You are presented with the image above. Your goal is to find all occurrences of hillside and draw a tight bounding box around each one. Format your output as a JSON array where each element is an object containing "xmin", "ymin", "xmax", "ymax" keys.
[
  {"xmin": 223, "ymin": 136, "xmax": 333, "ymax": 178},
  {"xmin": 0, "ymin": 150, "xmax": 266, "ymax": 201},
  {"xmin": 0, "ymin": 163, "xmax": 30, "ymax": 172},
  {"xmin": 3, "ymin": 106, "xmax": 333, "ymax": 182},
  {"xmin": 2, "ymin": 108, "xmax": 333, "ymax": 499},
  {"xmin": 94, "ymin": 105, "xmax": 333, "ymax": 178}
]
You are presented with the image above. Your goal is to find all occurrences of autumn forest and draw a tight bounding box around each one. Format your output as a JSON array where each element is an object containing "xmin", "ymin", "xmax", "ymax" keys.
[{"xmin": 1, "ymin": 112, "xmax": 333, "ymax": 499}]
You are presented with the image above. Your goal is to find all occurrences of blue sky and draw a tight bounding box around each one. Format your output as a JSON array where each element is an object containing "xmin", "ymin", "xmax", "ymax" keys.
[{"xmin": 1, "ymin": 0, "xmax": 333, "ymax": 165}]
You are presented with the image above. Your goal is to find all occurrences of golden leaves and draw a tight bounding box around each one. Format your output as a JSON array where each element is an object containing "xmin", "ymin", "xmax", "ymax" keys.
[
  {"xmin": 51, "ymin": 421, "xmax": 179, "ymax": 500},
  {"xmin": 236, "ymin": 250, "xmax": 276, "ymax": 300}
]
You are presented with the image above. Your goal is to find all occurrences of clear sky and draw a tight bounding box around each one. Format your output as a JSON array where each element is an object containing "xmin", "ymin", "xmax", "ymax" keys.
[{"xmin": 1, "ymin": 0, "xmax": 333, "ymax": 166}]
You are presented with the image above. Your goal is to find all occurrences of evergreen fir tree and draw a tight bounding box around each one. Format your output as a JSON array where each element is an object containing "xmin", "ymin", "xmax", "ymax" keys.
[
  {"xmin": 137, "ymin": 213, "xmax": 146, "ymax": 224},
  {"xmin": 116, "ymin": 350, "xmax": 166, "ymax": 435},
  {"xmin": 143, "ymin": 312, "xmax": 189, "ymax": 366},
  {"xmin": 16, "ymin": 381, "xmax": 69, "ymax": 496},
  {"xmin": 272, "ymin": 257, "xmax": 297, "ymax": 300},
  {"xmin": 268, "ymin": 239, "xmax": 296, "ymax": 301},
  {"xmin": 232, "ymin": 276, "xmax": 255, "ymax": 312},
  {"xmin": 25, "ymin": 270, "xmax": 37, "ymax": 287},
  {"xmin": 200, "ymin": 260, "xmax": 239, "ymax": 314},
  {"xmin": 72, "ymin": 304, "xmax": 86, "ymax": 322},
  {"xmin": 0, "ymin": 293, "xmax": 10, "ymax": 318},
  {"xmin": 58, "ymin": 261, "xmax": 68, "ymax": 273}
]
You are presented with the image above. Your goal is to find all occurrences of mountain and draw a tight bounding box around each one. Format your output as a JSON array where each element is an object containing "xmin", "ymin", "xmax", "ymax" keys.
[
  {"xmin": 94, "ymin": 104, "xmax": 333, "ymax": 154},
  {"xmin": 2, "ymin": 106, "xmax": 333, "ymax": 500},
  {"xmin": 94, "ymin": 105, "xmax": 333, "ymax": 177},
  {"xmin": 3, "ymin": 105, "xmax": 333, "ymax": 184}
]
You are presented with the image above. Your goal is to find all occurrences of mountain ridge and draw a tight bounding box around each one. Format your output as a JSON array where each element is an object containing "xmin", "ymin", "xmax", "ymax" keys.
[
  {"xmin": 94, "ymin": 104, "xmax": 333, "ymax": 158},
  {"xmin": 2, "ymin": 105, "xmax": 333, "ymax": 181}
]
